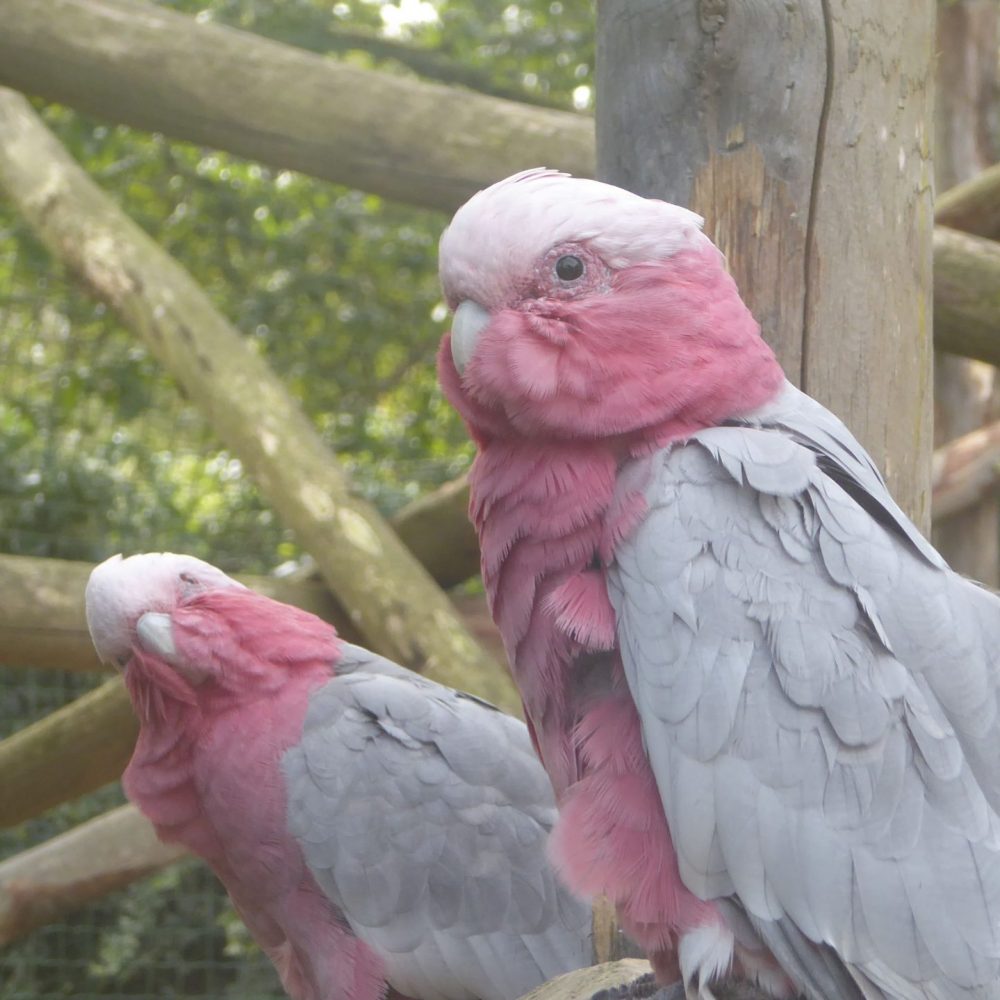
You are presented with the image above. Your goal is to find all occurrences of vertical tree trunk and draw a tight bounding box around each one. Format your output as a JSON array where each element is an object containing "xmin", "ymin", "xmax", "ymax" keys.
[
  {"xmin": 596, "ymin": 0, "xmax": 936, "ymax": 529},
  {"xmin": 932, "ymin": 0, "xmax": 999, "ymax": 585}
]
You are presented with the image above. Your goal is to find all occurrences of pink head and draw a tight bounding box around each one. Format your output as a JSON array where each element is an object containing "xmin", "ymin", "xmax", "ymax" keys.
[
  {"xmin": 86, "ymin": 552, "xmax": 338, "ymax": 721},
  {"xmin": 438, "ymin": 169, "xmax": 784, "ymax": 447}
]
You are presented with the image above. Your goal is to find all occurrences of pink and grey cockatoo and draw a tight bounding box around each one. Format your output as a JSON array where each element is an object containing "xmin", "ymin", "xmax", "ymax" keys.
[
  {"xmin": 85, "ymin": 552, "xmax": 593, "ymax": 1000},
  {"xmin": 436, "ymin": 169, "xmax": 1000, "ymax": 1000}
]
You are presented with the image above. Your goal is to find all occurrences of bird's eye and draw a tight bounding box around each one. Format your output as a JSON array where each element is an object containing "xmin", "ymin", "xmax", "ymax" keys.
[
  {"xmin": 180, "ymin": 572, "xmax": 197, "ymax": 585},
  {"xmin": 554, "ymin": 255, "xmax": 585, "ymax": 282}
]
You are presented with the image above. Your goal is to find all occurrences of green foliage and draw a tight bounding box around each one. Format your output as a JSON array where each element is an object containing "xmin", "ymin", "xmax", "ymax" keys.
[{"xmin": 0, "ymin": 1, "xmax": 594, "ymax": 996}]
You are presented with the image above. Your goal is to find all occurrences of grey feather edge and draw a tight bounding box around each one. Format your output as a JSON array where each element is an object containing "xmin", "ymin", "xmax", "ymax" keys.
[{"xmin": 281, "ymin": 645, "xmax": 592, "ymax": 1000}]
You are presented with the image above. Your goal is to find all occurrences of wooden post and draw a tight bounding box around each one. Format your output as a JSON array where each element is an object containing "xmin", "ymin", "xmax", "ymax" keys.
[
  {"xmin": 931, "ymin": 0, "xmax": 999, "ymax": 585},
  {"xmin": 596, "ymin": 0, "xmax": 936, "ymax": 528}
]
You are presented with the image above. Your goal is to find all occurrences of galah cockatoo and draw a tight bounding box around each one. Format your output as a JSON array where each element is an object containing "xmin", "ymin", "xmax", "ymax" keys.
[
  {"xmin": 436, "ymin": 169, "xmax": 1000, "ymax": 1000},
  {"xmin": 85, "ymin": 552, "xmax": 593, "ymax": 1000}
]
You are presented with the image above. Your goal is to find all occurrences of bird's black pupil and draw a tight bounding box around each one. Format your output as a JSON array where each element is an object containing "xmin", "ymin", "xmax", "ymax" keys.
[{"xmin": 555, "ymin": 255, "xmax": 584, "ymax": 281}]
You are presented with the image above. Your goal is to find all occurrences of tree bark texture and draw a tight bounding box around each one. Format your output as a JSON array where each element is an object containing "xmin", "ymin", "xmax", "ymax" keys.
[
  {"xmin": 937, "ymin": 162, "xmax": 1000, "ymax": 241},
  {"xmin": 0, "ymin": 804, "xmax": 185, "ymax": 947},
  {"xmin": 0, "ymin": 88, "xmax": 517, "ymax": 719},
  {"xmin": 596, "ymin": 0, "xmax": 936, "ymax": 530},
  {"xmin": 391, "ymin": 473, "xmax": 480, "ymax": 590},
  {"xmin": 0, "ymin": 679, "xmax": 138, "ymax": 830},
  {"xmin": 517, "ymin": 961, "xmax": 654, "ymax": 1000},
  {"xmin": 932, "ymin": 0, "xmax": 999, "ymax": 586},
  {"xmin": 0, "ymin": 0, "xmax": 593, "ymax": 214},
  {"xmin": 935, "ymin": 227, "xmax": 1000, "ymax": 370},
  {"xmin": 932, "ymin": 417, "xmax": 1000, "ymax": 522}
]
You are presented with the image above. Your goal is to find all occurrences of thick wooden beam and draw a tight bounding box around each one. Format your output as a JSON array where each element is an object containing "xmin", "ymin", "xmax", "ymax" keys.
[
  {"xmin": 932, "ymin": 418, "xmax": 1000, "ymax": 521},
  {"xmin": 0, "ymin": 88, "xmax": 515, "ymax": 717},
  {"xmin": 0, "ymin": 680, "xmax": 138, "ymax": 830},
  {"xmin": 931, "ymin": 0, "xmax": 1000, "ymax": 586},
  {"xmin": 0, "ymin": 804, "xmax": 185, "ymax": 947},
  {"xmin": 936, "ymin": 163, "xmax": 1000, "ymax": 242},
  {"xmin": 518, "ymin": 961, "xmax": 658, "ymax": 1000},
  {"xmin": 391, "ymin": 473, "xmax": 478, "ymax": 591},
  {"xmin": 934, "ymin": 227, "xmax": 1000, "ymax": 369},
  {"xmin": 0, "ymin": 0, "xmax": 593, "ymax": 214},
  {"xmin": 597, "ymin": 0, "xmax": 936, "ymax": 529}
]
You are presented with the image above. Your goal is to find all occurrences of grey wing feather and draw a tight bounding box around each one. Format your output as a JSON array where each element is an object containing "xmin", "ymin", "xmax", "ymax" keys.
[
  {"xmin": 282, "ymin": 663, "xmax": 591, "ymax": 1000},
  {"xmin": 609, "ymin": 381, "xmax": 1000, "ymax": 1000}
]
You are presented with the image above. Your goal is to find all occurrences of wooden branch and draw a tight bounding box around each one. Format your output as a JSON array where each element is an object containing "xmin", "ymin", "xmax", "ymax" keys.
[
  {"xmin": 391, "ymin": 473, "xmax": 478, "ymax": 590},
  {"xmin": 518, "ymin": 960, "xmax": 656, "ymax": 1000},
  {"xmin": 0, "ymin": 679, "xmax": 138, "ymax": 830},
  {"xmin": 936, "ymin": 162, "xmax": 1000, "ymax": 241},
  {"xmin": 590, "ymin": 896, "xmax": 645, "ymax": 964},
  {"xmin": 597, "ymin": 0, "xmax": 936, "ymax": 530},
  {"xmin": 316, "ymin": 28, "xmax": 568, "ymax": 110},
  {"xmin": 932, "ymin": 418, "xmax": 1000, "ymax": 520},
  {"xmin": 0, "ymin": 0, "xmax": 593, "ymax": 214},
  {"xmin": 519, "ymin": 960, "xmax": 766, "ymax": 1000},
  {"xmin": 0, "ymin": 804, "xmax": 185, "ymax": 947},
  {"xmin": 933, "ymin": 227, "xmax": 1000, "ymax": 368},
  {"xmin": 930, "ymin": 0, "xmax": 999, "ymax": 586},
  {"xmin": 0, "ymin": 88, "xmax": 515, "ymax": 719}
]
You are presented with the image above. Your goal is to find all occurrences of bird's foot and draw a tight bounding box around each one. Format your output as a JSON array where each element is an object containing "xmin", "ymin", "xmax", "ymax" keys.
[{"xmin": 589, "ymin": 971, "xmax": 686, "ymax": 1000}]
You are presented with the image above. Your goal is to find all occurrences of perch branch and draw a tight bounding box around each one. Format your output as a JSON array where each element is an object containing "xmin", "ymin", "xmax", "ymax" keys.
[
  {"xmin": 936, "ymin": 162, "xmax": 1000, "ymax": 241},
  {"xmin": 0, "ymin": 804, "xmax": 185, "ymax": 947}
]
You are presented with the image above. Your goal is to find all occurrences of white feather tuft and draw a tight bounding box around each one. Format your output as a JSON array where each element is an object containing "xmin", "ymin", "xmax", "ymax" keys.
[{"xmin": 679, "ymin": 923, "xmax": 735, "ymax": 1000}]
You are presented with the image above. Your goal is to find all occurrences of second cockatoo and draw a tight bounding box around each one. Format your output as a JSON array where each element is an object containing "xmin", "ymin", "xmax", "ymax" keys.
[
  {"xmin": 436, "ymin": 169, "xmax": 1000, "ymax": 1000},
  {"xmin": 85, "ymin": 552, "xmax": 592, "ymax": 1000}
]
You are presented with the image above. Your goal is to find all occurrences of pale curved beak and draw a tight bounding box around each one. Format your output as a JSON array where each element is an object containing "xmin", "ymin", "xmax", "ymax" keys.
[
  {"xmin": 451, "ymin": 300, "xmax": 492, "ymax": 374},
  {"xmin": 136, "ymin": 612, "xmax": 177, "ymax": 661}
]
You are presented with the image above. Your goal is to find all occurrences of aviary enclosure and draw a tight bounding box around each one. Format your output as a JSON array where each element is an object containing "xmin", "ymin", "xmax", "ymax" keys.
[{"xmin": 1, "ymin": 1, "xmax": 999, "ymax": 998}]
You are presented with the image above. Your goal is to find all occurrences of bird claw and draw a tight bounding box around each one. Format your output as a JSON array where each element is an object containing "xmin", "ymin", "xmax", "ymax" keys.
[{"xmin": 589, "ymin": 972, "xmax": 686, "ymax": 1000}]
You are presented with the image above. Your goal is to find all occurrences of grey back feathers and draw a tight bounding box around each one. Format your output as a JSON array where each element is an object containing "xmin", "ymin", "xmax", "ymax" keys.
[
  {"xmin": 609, "ymin": 381, "xmax": 1000, "ymax": 1000},
  {"xmin": 282, "ymin": 643, "xmax": 592, "ymax": 1000}
]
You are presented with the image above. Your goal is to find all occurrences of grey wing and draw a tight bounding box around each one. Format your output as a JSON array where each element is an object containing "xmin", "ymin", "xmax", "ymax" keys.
[
  {"xmin": 739, "ymin": 381, "xmax": 945, "ymax": 571},
  {"xmin": 282, "ymin": 669, "xmax": 591, "ymax": 1000},
  {"xmin": 608, "ymin": 411, "xmax": 1000, "ymax": 1000}
]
